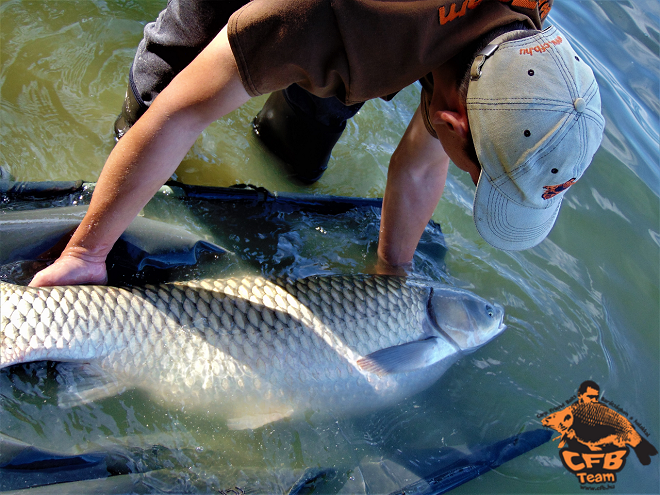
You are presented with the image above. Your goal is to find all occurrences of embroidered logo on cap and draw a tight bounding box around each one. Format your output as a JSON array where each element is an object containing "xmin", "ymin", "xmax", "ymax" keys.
[
  {"xmin": 542, "ymin": 178, "xmax": 576, "ymax": 200},
  {"xmin": 519, "ymin": 35, "xmax": 563, "ymax": 56}
]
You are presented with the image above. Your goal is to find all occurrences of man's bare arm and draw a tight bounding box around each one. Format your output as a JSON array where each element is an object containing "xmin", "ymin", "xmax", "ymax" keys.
[
  {"xmin": 29, "ymin": 26, "xmax": 250, "ymax": 287},
  {"xmin": 377, "ymin": 105, "xmax": 449, "ymax": 271}
]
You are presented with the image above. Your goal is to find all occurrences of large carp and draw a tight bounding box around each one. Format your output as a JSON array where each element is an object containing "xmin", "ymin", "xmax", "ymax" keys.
[{"xmin": 1, "ymin": 275, "xmax": 505, "ymax": 429}]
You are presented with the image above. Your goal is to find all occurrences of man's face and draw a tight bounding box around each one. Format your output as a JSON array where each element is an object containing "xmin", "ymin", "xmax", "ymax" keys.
[{"xmin": 578, "ymin": 387, "xmax": 600, "ymax": 403}]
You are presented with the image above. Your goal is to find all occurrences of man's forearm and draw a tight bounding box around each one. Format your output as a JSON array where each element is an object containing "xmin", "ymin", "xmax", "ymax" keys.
[
  {"xmin": 30, "ymin": 27, "xmax": 250, "ymax": 287},
  {"xmin": 378, "ymin": 106, "xmax": 449, "ymax": 266},
  {"xmin": 66, "ymin": 105, "xmax": 205, "ymax": 258},
  {"xmin": 70, "ymin": 28, "xmax": 249, "ymax": 257}
]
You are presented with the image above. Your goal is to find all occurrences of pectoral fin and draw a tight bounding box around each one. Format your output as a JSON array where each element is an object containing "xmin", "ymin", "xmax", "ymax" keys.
[
  {"xmin": 55, "ymin": 363, "xmax": 127, "ymax": 408},
  {"xmin": 357, "ymin": 337, "xmax": 450, "ymax": 376},
  {"xmin": 226, "ymin": 409, "xmax": 294, "ymax": 430}
]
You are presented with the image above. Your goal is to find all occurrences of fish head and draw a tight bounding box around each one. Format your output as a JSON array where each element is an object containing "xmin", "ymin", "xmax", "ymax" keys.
[{"xmin": 426, "ymin": 285, "xmax": 506, "ymax": 351}]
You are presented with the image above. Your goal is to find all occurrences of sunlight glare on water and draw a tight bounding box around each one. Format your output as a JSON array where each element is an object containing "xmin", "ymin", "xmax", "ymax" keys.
[{"xmin": 0, "ymin": 1, "xmax": 658, "ymax": 493}]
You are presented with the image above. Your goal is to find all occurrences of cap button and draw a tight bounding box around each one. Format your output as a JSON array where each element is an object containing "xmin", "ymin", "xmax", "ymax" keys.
[{"xmin": 573, "ymin": 97, "xmax": 586, "ymax": 112}]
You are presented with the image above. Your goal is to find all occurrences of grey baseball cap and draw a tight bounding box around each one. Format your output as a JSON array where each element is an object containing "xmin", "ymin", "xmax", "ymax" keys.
[{"xmin": 467, "ymin": 26, "xmax": 605, "ymax": 250}]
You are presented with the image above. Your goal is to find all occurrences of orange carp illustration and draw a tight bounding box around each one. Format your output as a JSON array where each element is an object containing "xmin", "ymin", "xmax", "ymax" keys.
[{"xmin": 542, "ymin": 381, "xmax": 657, "ymax": 466}]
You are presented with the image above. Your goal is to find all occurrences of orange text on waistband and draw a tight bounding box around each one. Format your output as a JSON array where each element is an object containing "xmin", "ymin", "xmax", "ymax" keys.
[
  {"xmin": 439, "ymin": 0, "xmax": 480, "ymax": 25},
  {"xmin": 519, "ymin": 35, "xmax": 563, "ymax": 55},
  {"xmin": 439, "ymin": 0, "xmax": 545, "ymax": 26}
]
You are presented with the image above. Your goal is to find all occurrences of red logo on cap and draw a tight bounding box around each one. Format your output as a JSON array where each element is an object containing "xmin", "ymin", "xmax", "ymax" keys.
[{"xmin": 542, "ymin": 178, "xmax": 576, "ymax": 200}]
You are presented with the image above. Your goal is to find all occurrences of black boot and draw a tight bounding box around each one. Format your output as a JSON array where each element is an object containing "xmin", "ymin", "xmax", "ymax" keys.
[
  {"xmin": 113, "ymin": 77, "xmax": 147, "ymax": 141},
  {"xmin": 253, "ymin": 90, "xmax": 347, "ymax": 184}
]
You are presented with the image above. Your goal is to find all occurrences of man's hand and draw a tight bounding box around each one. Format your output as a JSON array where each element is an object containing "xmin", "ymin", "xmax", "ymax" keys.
[
  {"xmin": 373, "ymin": 256, "xmax": 412, "ymax": 276},
  {"xmin": 29, "ymin": 249, "xmax": 108, "ymax": 287}
]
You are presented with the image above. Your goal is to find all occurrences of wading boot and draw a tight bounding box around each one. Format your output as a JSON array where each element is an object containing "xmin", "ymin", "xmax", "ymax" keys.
[
  {"xmin": 113, "ymin": 79, "xmax": 147, "ymax": 141},
  {"xmin": 253, "ymin": 90, "xmax": 347, "ymax": 184}
]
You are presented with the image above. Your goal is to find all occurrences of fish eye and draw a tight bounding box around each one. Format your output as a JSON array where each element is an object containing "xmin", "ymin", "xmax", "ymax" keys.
[{"xmin": 486, "ymin": 305, "xmax": 494, "ymax": 317}]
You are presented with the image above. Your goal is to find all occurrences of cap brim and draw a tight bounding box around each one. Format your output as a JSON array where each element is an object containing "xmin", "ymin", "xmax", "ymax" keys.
[{"xmin": 473, "ymin": 174, "xmax": 561, "ymax": 251}]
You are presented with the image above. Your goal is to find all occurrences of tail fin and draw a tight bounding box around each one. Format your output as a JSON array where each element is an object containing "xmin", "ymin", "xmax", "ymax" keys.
[{"xmin": 633, "ymin": 437, "xmax": 658, "ymax": 466}]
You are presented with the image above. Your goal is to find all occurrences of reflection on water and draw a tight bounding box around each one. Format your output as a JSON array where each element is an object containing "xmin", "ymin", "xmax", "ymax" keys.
[{"xmin": 1, "ymin": 0, "xmax": 658, "ymax": 493}]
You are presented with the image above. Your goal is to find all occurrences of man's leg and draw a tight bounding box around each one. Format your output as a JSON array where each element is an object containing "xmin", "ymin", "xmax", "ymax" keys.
[
  {"xmin": 115, "ymin": 0, "xmax": 244, "ymax": 138},
  {"xmin": 253, "ymin": 84, "xmax": 363, "ymax": 183},
  {"xmin": 114, "ymin": 0, "xmax": 360, "ymax": 184}
]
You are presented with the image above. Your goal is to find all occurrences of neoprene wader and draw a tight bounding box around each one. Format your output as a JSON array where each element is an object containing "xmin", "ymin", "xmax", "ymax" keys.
[
  {"xmin": 113, "ymin": 82, "xmax": 360, "ymax": 184},
  {"xmin": 113, "ymin": 81, "xmax": 146, "ymax": 141},
  {"xmin": 252, "ymin": 91, "xmax": 349, "ymax": 184}
]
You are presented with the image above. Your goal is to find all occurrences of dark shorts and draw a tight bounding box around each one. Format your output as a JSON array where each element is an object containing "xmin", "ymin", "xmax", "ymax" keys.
[{"xmin": 130, "ymin": 0, "xmax": 362, "ymax": 128}]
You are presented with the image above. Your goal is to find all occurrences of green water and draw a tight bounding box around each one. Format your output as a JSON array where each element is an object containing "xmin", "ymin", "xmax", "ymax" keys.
[{"xmin": 1, "ymin": 0, "xmax": 658, "ymax": 493}]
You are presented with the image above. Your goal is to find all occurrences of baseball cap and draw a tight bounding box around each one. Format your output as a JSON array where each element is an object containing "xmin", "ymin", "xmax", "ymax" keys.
[{"xmin": 467, "ymin": 25, "xmax": 605, "ymax": 251}]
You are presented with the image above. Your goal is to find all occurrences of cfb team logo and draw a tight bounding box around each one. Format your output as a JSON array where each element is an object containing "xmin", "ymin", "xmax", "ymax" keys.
[{"xmin": 539, "ymin": 381, "xmax": 657, "ymax": 488}]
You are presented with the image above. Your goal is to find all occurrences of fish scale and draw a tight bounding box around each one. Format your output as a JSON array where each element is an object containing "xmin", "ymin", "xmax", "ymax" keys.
[{"xmin": 1, "ymin": 275, "xmax": 505, "ymax": 429}]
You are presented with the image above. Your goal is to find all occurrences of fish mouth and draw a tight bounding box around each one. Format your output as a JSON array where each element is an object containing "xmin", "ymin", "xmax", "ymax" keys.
[
  {"xmin": 473, "ymin": 302, "xmax": 506, "ymax": 345},
  {"xmin": 478, "ymin": 320, "xmax": 506, "ymax": 346},
  {"xmin": 490, "ymin": 303, "xmax": 507, "ymax": 335}
]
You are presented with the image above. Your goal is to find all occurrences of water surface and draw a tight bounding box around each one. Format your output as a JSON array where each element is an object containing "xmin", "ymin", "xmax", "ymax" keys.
[{"xmin": 1, "ymin": 0, "xmax": 658, "ymax": 493}]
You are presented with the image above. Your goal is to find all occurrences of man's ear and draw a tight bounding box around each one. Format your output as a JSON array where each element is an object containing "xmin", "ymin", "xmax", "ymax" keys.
[{"xmin": 432, "ymin": 110, "xmax": 469, "ymax": 139}]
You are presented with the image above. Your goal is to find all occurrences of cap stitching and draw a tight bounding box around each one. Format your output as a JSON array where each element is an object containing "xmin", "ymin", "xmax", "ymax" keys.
[
  {"xmin": 489, "ymin": 163, "xmax": 564, "ymax": 209},
  {"xmin": 580, "ymin": 80, "xmax": 606, "ymax": 129},
  {"xmin": 485, "ymin": 108, "xmax": 576, "ymax": 185},
  {"xmin": 468, "ymin": 104, "xmax": 575, "ymax": 112},
  {"xmin": 477, "ymin": 97, "xmax": 601, "ymax": 184},
  {"xmin": 505, "ymin": 106, "xmax": 596, "ymax": 199},
  {"xmin": 535, "ymin": 114, "xmax": 580, "ymax": 166},
  {"xmin": 577, "ymin": 104, "xmax": 589, "ymax": 168},
  {"xmin": 486, "ymin": 186, "xmax": 557, "ymax": 242},
  {"xmin": 467, "ymin": 99, "xmax": 573, "ymax": 106},
  {"xmin": 545, "ymin": 30, "xmax": 578, "ymax": 103}
]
